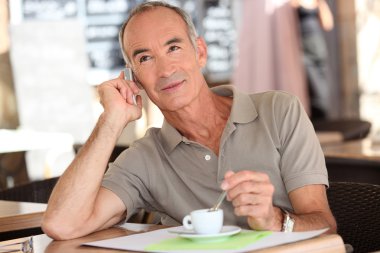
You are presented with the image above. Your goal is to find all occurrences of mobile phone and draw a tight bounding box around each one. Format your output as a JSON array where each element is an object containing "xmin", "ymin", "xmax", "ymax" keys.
[{"xmin": 124, "ymin": 68, "xmax": 137, "ymax": 105}]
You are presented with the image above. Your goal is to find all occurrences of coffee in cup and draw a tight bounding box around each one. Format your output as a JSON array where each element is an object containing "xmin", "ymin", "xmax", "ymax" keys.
[{"xmin": 182, "ymin": 208, "xmax": 223, "ymax": 234}]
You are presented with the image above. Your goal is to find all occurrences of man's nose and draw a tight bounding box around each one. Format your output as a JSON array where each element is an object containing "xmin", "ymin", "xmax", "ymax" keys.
[{"xmin": 156, "ymin": 57, "xmax": 176, "ymax": 78}]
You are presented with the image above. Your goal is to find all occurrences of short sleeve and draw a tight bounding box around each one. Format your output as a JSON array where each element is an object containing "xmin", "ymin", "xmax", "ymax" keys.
[
  {"xmin": 101, "ymin": 146, "xmax": 154, "ymax": 221},
  {"xmin": 277, "ymin": 95, "xmax": 328, "ymax": 193}
]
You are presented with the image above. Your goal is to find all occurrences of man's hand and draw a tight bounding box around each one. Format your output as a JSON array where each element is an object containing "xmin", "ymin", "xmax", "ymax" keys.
[
  {"xmin": 97, "ymin": 70, "xmax": 143, "ymax": 131},
  {"xmin": 221, "ymin": 170, "xmax": 282, "ymax": 231},
  {"xmin": 221, "ymin": 171, "xmax": 337, "ymax": 233}
]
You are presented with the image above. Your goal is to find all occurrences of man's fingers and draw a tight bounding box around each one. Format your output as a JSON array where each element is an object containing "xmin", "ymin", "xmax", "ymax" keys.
[
  {"xmin": 104, "ymin": 74, "xmax": 139, "ymax": 105},
  {"xmin": 234, "ymin": 205, "xmax": 254, "ymax": 217},
  {"xmin": 224, "ymin": 170, "xmax": 235, "ymax": 179},
  {"xmin": 231, "ymin": 193, "xmax": 270, "ymax": 208},
  {"xmin": 234, "ymin": 204, "xmax": 271, "ymax": 219},
  {"xmin": 135, "ymin": 95, "xmax": 143, "ymax": 109},
  {"xmin": 119, "ymin": 70, "xmax": 124, "ymax": 79},
  {"xmin": 129, "ymin": 80, "xmax": 141, "ymax": 94},
  {"xmin": 227, "ymin": 181, "xmax": 274, "ymax": 201},
  {"xmin": 112, "ymin": 70, "xmax": 137, "ymax": 100},
  {"xmin": 118, "ymin": 70, "xmax": 140, "ymax": 105},
  {"xmin": 231, "ymin": 192, "xmax": 257, "ymax": 207},
  {"xmin": 220, "ymin": 170, "xmax": 276, "ymax": 231},
  {"xmin": 226, "ymin": 181, "xmax": 257, "ymax": 201},
  {"xmin": 221, "ymin": 170, "xmax": 269, "ymax": 191}
]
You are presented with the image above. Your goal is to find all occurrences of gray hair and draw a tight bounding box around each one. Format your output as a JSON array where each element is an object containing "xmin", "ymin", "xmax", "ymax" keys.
[{"xmin": 118, "ymin": 1, "xmax": 198, "ymax": 65}]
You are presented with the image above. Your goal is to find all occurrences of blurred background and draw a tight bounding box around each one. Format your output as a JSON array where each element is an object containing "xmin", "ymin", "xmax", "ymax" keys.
[{"xmin": 1, "ymin": 0, "xmax": 380, "ymax": 189}]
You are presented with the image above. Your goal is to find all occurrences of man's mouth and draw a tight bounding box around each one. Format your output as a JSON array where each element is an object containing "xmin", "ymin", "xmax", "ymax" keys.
[{"xmin": 161, "ymin": 80, "xmax": 185, "ymax": 91}]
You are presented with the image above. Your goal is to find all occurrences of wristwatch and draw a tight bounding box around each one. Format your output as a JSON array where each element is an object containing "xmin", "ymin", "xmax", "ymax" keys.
[{"xmin": 280, "ymin": 208, "xmax": 295, "ymax": 232}]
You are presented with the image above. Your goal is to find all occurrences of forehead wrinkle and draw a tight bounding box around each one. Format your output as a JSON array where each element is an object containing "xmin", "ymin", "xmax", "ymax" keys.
[
  {"xmin": 124, "ymin": 8, "xmax": 190, "ymax": 62},
  {"xmin": 133, "ymin": 37, "xmax": 183, "ymax": 57}
]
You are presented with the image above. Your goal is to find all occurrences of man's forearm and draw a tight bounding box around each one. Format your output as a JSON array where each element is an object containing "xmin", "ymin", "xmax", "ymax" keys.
[
  {"xmin": 249, "ymin": 206, "xmax": 336, "ymax": 233},
  {"xmin": 271, "ymin": 206, "xmax": 336, "ymax": 233},
  {"xmin": 292, "ymin": 210, "xmax": 337, "ymax": 233},
  {"xmin": 43, "ymin": 114, "xmax": 124, "ymax": 236}
]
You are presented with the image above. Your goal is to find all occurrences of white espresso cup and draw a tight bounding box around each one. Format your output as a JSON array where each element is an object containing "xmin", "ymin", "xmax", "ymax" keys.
[{"xmin": 182, "ymin": 208, "xmax": 223, "ymax": 234}]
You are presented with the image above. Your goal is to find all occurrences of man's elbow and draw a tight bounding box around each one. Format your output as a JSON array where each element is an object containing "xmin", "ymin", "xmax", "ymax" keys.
[
  {"xmin": 328, "ymin": 218, "xmax": 338, "ymax": 234},
  {"xmin": 324, "ymin": 214, "xmax": 337, "ymax": 234},
  {"xmin": 41, "ymin": 216, "xmax": 82, "ymax": 240}
]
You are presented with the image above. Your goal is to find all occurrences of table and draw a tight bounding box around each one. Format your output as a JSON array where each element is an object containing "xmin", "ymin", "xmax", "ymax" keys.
[
  {"xmin": 322, "ymin": 138, "xmax": 380, "ymax": 162},
  {"xmin": 0, "ymin": 200, "xmax": 46, "ymax": 239},
  {"xmin": 322, "ymin": 138, "xmax": 380, "ymax": 184},
  {"xmin": 0, "ymin": 225, "xmax": 345, "ymax": 253},
  {"xmin": 317, "ymin": 131, "xmax": 344, "ymax": 145}
]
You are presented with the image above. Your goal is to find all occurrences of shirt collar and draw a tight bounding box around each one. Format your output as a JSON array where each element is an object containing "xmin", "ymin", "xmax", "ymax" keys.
[
  {"xmin": 212, "ymin": 85, "xmax": 258, "ymax": 124},
  {"xmin": 160, "ymin": 85, "xmax": 258, "ymax": 153}
]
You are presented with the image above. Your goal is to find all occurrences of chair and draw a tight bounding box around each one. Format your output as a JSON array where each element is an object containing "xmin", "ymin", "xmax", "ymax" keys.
[
  {"xmin": 327, "ymin": 181, "xmax": 380, "ymax": 253},
  {"xmin": 0, "ymin": 176, "xmax": 59, "ymax": 203},
  {"xmin": 326, "ymin": 157, "xmax": 380, "ymax": 185},
  {"xmin": 0, "ymin": 177, "xmax": 59, "ymax": 240},
  {"xmin": 73, "ymin": 144, "xmax": 129, "ymax": 163},
  {"xmin": 0, "ymin": 152, "xmax": 29, "ymax": 190}
]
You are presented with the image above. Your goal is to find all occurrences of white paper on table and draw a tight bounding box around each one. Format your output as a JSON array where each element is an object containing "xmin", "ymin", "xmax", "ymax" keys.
[{"xmin": 83, "ymin": 226, "xmax": 328, "ymax": 253}]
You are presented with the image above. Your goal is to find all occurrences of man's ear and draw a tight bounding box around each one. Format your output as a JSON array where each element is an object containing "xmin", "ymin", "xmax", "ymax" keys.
[{"xmin": 195, "ymin": 37, "xmax": 207, "ymax": 68}]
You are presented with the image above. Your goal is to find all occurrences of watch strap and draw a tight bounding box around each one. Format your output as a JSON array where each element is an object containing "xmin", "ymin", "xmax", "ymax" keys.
[{"xmin": 280, "ymin": 208, "xmax": 295, "ymax": 232}]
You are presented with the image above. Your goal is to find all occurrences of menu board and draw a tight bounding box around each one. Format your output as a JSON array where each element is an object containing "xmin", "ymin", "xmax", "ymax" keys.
[
  {"xmin": 10, "ymin": 20, "xmax": 95, "ymax": 143},
  {"xmin": 22, "ymin": 0, "xmax": 78, "ymax": 20},
  {"xmin": 10, "ymin": 0, "xmax": 235, "ymax": 85},
  {"xmin": 202, "ymin": 0, "xmax": 235, "ymax": 83}
]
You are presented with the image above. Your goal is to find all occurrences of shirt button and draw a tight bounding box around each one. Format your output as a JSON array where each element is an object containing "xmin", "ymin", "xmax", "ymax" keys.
[{"xmin": 205, "ymin": 155, "xmax": 211, "ymax": 161}]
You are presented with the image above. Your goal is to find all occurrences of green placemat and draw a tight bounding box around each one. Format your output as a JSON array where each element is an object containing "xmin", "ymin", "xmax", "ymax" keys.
[{"xmin": 145, "ymin": 231, "xmax": 272, "ymax": 251}]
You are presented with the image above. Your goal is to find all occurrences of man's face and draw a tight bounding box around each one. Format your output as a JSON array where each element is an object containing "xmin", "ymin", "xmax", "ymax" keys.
[{"xmin": 124, "ymin": 7, "xmax": 207, "ymax": 112}]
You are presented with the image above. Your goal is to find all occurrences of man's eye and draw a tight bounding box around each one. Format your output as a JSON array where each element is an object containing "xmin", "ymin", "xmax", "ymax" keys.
[
  {"xmin": 168, "ymin": 45, "xmax": 180, "ymax": 52},
  {"xmin": 139, "ymin": 55, "xmax": 151, "ymax": 63}
]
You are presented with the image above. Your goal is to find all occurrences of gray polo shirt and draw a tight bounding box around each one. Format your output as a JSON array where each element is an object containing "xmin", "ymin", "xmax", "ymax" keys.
[{"xmin": 102, "ymin": 85, "xmax": 328, "ymax": 229}]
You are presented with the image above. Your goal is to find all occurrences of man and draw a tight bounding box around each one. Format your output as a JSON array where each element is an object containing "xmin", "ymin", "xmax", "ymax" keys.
[{"xmin": 42, "ymin": 1, "xmax": 336, "ymax": 240}]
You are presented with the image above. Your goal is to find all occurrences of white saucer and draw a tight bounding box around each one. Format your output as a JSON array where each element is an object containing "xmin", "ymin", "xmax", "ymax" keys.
[{"xmin": 168, "ymin": 225, "xmax": 241, "ymax": 243}]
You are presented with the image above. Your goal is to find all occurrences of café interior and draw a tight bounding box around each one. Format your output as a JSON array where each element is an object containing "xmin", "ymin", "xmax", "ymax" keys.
[{"xmin": 1, "ymin": 0, "xmax": 380, "ymax": 252}]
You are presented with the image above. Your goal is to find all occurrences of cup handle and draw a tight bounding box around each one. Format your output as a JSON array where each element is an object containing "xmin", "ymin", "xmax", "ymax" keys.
[{"xmin": 182, "ymin": 215, "xmax": 193, "ymax": 230}]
